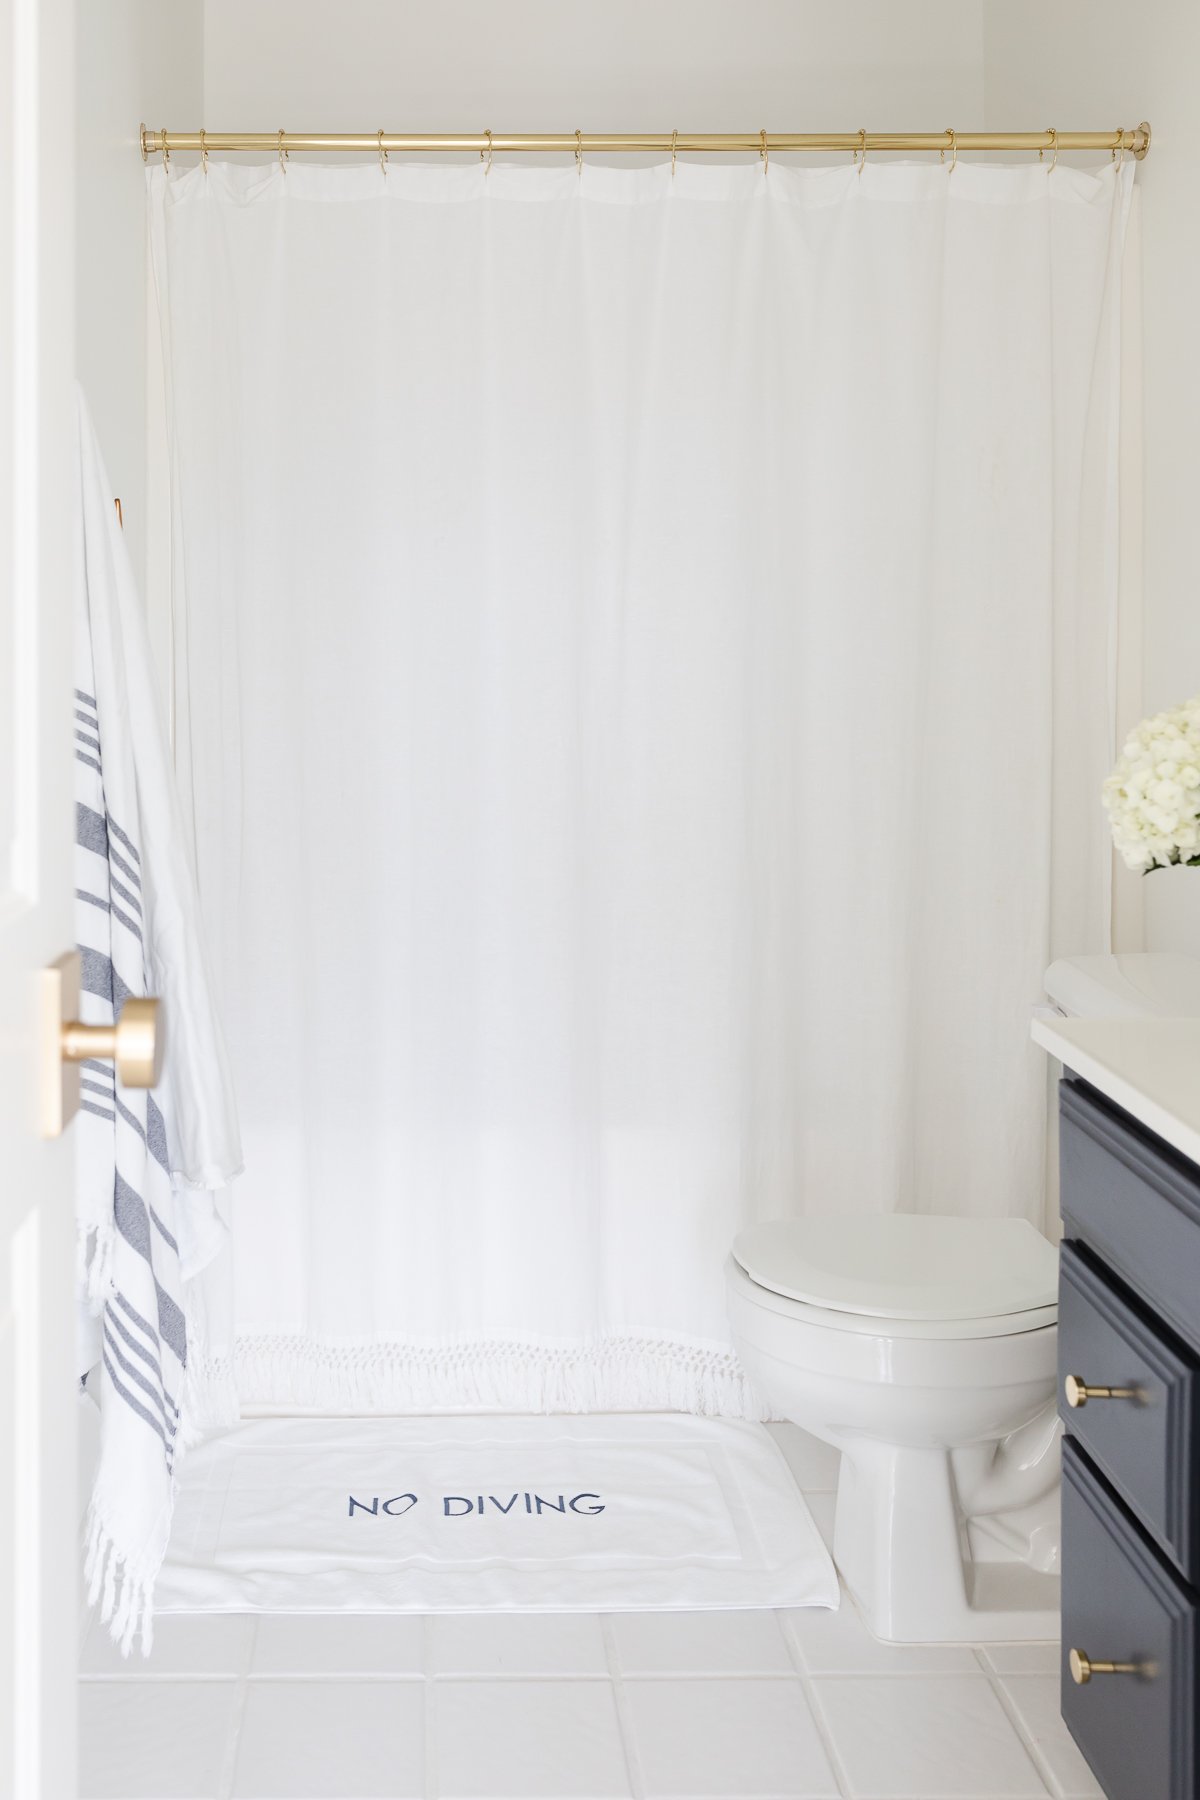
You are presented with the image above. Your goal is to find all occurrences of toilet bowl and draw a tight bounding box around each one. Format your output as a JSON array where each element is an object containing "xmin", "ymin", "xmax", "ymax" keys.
[{"xmin": 727, "ymin": 1214, "xmax": 1061, "ymax": 1644}]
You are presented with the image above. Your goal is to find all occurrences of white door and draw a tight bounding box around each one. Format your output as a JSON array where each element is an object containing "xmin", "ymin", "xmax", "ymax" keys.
[{"xmin": 0, "ymin": 0, "xmax": 77, "ymax": 1793}]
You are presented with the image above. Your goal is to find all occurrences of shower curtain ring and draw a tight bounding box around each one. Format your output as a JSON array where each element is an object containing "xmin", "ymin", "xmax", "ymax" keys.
[
  {"xmin": 760, "ymin": 128, "xmax": 768, "ymax": 176},
  {"xmin": 671, "ymin": 129, "xmax": 678, "ymax": 179},
  {"xmin": 378, "ymin": 130, "xmax": 388, "ymax": 175},
  {"xmin": 575, "ymin": 129, "xmax": 583, "ymax": 176},
  {"xmin": 161, "ymin": 127, "xmax": 170, "ymax": 168},
  {"xmin": 856, "ymin": 127, "xmax": 867, "ymax": 173},
  {"xmin": 945, "ymin": 127, "xmax": 957, "ymax": 173},
  {"xmin": 199, "ymin": 128, "xmax": 208, "ymax": 173},
  {"xmin": 278, "ymin": 128, "xmax": 288, "ymax": 173},
  {"xmin": 1112, "ymin": 127, "xmax": 1125, "ymax": 166},
  {"xmin": 481, "ymin": 129, "xmax": 493, "ymax": 175},
  {"xmin": 1046, "ymin": 126, "xmax": 1058, "ymax": 173}
]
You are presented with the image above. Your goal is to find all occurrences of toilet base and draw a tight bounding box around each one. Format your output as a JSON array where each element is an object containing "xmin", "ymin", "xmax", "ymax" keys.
[{"xmin": 834, "ymin": 1441, "xmax": 1060, "ymax": 1645}]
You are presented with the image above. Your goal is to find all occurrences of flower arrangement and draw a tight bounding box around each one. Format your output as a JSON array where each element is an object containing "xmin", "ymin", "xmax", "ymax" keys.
[{"xmin": 1103, "ymin": 696, "xmax": 1200, "ymax": 872}]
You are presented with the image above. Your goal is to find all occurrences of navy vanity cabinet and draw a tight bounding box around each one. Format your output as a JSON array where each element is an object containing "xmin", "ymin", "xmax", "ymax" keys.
[
  {"xmin": 1058, "ymin": 1246, "xmax": 1200, "ymax": 1578},
  {"xmin": 1058, "ymin": 1078, "xmax": 1200, "ymax": 1800},
  {"xmin": 1062, "ymin": 1440, "xmax": 1197, "ymax": 1800},
  {"xmin": 1059, "ymin": 1081, "xmax": 1200, "ymax": 1351}
]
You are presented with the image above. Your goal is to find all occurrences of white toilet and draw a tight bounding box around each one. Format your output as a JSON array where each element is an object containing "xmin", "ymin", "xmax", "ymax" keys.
[
  {"xmin": 727, "ymin": 1215, "xmax": 1061, "ymax": 1644},
  {"xmin": 728, "ymin": 952, "xmax": 1200, "ymax": 1646}
]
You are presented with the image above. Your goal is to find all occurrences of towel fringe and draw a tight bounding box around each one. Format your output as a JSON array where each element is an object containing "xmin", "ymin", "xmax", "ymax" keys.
[
  {"xmin": 191, "ymin": 1335, "xmax": 769, "ymax": 1421},
  {"xmin": 82, "ymin": 1359, "xmax": 206, "ymax": 1658},
  {"xmin": 84, "ymin": 1504, "xmax": 158, "ymax": 1658}
]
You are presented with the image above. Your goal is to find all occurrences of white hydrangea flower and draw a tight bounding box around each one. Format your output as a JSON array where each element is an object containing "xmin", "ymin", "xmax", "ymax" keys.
[{"xmin": 1102, "ymin": 693, "xmax": 1200, "ymax": 873}]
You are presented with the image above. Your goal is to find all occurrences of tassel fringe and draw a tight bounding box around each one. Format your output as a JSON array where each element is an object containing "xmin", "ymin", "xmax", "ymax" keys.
[
  {"xmin": 191, "ymin": 1334, "xmax": 770, "ymax": 1421},
  {"xmin": 84, "ymin": 1504, "xmax": 159, "ymax": 1659},
  {"xmin": 83, "ymin": 1361, "xmax": 202, "ymax": 1658}
]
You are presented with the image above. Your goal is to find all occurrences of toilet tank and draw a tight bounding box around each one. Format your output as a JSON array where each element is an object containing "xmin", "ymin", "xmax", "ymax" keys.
[{"xmin": 1044, "ymin": 953, "xmax": 1200, "ymax": 1021}]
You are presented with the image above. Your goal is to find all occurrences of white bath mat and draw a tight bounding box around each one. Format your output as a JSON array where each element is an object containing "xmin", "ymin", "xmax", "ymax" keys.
[{"xmin": 156, "ymin": 1413, "xmax": 838, "ymax": 1614}]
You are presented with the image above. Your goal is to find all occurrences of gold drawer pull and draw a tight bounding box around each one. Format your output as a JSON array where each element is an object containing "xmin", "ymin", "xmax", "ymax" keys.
[
  {"xmin": 1069, "ymin": 1647, "xmax": 1154, "ymax": 1684},
  {"xmin": 1064, "ymin": 1374, "xmax": 1140, "ymax": 1409}
]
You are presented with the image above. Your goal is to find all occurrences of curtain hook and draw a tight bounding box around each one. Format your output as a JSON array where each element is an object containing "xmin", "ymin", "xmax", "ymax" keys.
[
  {"xmin": 161, "ymin": 126, "xmax": 170, "ymax": 168},
  {"xmin": 760, "ymin": 127, "xmax": 768, "ymax": 176},
  {"xmin": 1046, "ymin": 126, "xmax": 1058, "ymax": 173},
  {"xmin": 199, "ymin": 127, "xmax": 208, "ymax": 173},
  {"xmin": 1112, "ymin": 127, "xmax": 1125, "ymax": 167},
  {"xmin": 856, "ymin": 127, "xmax": 867, "ymax": 175},
  {"xmin": 575, "ymin": 128, "xmax": 583, "ymax": 177},
  {"xmin": 945, "ymin": 127, "xmax": 957, "ymax": 174},
  {"xmin": 378, "ymin": 129, "xmax": 388, "ymax": 176},
  {"xmin": 278, "ymin": 128, "xmax": 288, "ymax": 173},
  {"xmin": 671, "ymin": 128, "xmax": 678, "ymax": 180},
  {"xmin": 481, "ymin": 128, "xmax": 493, "ymax": 176}
]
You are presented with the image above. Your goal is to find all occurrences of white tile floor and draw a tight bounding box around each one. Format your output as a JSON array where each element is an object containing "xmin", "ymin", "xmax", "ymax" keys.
[{"xmin": 79, "ymin": 1428, "xmax": 1101, "ymax": 1800}]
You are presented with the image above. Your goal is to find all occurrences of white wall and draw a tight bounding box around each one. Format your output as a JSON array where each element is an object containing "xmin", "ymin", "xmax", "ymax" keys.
[
  {"xmin": 75, "ymin": 0, "xmax": 203, "ymax": 597},
  {"xmin": 202, "ymin": 0, "xmax": 985, "ymax": 134},
  {"xmin": 984, "ymin": 0, "xmax": 1200, "ymax": 957},
  {"xmin": 73, "ymin": 0, "xmax": 204, "ymax": 1504}
]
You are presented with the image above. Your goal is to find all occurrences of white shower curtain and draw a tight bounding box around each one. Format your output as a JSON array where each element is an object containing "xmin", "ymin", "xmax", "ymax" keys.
[{"xmin": 151, "ymin": 156, "xmax": 1132, "ymax": 1418}]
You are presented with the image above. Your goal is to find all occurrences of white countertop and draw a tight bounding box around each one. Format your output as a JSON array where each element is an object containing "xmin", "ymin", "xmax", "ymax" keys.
[{"xmin": 1031, "ymin": 1014, "xmax": 1200, "ymax": 1167}]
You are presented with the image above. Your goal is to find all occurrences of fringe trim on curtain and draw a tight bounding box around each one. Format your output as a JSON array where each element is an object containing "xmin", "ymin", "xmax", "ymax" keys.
[
  {"xmin": 188, "ymin": 1335, "xmax": 769, "ymax": 1422},
  {"xmin": 182, "ymin": 1321, "xmax": 241, "ymax": 1433}
]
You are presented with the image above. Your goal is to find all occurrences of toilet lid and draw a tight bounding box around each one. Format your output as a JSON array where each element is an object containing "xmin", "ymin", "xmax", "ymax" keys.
[{"xmin": 731, "ymin": 1215, "xmax": 1058, "ymax": 1322}]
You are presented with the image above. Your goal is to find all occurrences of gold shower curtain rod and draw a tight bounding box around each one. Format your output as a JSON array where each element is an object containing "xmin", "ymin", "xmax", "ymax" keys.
[{"xmin": 139, "ymin": 124, "xmax": 1152, "ymax": 161}]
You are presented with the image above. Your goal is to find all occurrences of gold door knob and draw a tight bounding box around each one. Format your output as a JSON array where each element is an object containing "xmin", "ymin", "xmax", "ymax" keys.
[
  {"xmin": 38, "ymin": 951, "xmax": 164, "ymax": 1137},
  {"xmin": 1064, "ymin": 1375, "xmax": 1140, "ymax": 1408},
  {"xmin": 1069, "ymin": 1647, "xmax": 1152, "ymax": 1684},
  {"xmin": 62, "ymin": 996, "xmax": 163, "ymax": 1089}
]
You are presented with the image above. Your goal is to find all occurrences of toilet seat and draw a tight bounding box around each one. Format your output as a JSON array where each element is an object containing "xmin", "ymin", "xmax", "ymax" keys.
[{"xmin": 732, "ymin": 1215, "xmax": 1058, "ymax": 1339}]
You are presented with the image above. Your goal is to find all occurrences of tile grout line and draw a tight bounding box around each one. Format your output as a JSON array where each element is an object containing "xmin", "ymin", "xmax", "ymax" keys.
[
  {"xmin": 422, "ymin": 1613, "xmax": 439, "ymax": 1800},
  {"xmin": 216, "ymin": 1615, "xmax": 257, "ymax": 1800},
  {"xmin": 76, "ymin": 1608, "xmax": 1070, "ymax": 1800},
  {"xmin": 77, "ymin": 1664, "xmax": 1036, "ymax": 1684},
  {"xmin": 80, "ymin": 1670, "xmax": 258, "ymax": 1681},
  {"xmin": 600, "ymin": 1613, "xmax": 647, "ymax": 1800},
  {"xmin": 981, "ymin": 1664, "xmax": 1063, "ymax": 1800},
  {"xmin": 777, "ymin": 1609, "xmax": 855, "ymax": 1800}
]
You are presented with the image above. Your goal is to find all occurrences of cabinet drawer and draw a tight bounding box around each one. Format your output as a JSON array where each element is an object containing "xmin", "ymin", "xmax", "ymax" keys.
[
  {"xmin": 1060, "ymin": 1080, "xmax": 1200, "ymax": 1355},
  {"xmin": 1062, "ymin": 1440, "xmax": 1199, "ymax": 1800},
  {"xmin": 1060, "ymin": 1245, "xmax": 1200, "ymax": 1582}
]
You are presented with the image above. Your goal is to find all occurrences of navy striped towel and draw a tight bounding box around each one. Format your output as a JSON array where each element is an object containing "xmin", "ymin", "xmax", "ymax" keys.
[{"xmin": 74, "ymin": 388, "xmax": 242, "ymax": 1654}]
